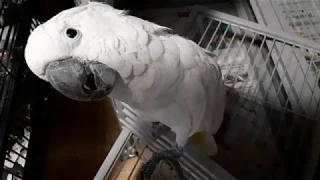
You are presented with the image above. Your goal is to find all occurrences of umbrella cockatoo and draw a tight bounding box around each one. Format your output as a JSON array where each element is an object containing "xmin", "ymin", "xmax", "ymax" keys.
[{"xmin": 24, "ymin": 2, "xmax": 229, "ymax": 158}]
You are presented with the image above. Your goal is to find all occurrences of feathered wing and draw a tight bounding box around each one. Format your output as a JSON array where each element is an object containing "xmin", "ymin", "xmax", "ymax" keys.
[
  {"xmin": 90, "ymin": 3, "xmax": 226, "ymax": 155},
  {"xmin": 170, "ymin": 38, "xmax": 226, "ymax": 156},
  {"xmin": 186, "ymin": 49, "xmax": 226, "ymax": 156},
  {"xmin": 126, "ymin": 34, "xmax": 225, "ymax": 156}
]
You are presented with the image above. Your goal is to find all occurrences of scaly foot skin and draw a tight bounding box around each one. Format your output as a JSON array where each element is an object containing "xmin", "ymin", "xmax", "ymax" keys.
[
  {"xmin": 164, "ymin": 143, "xmax": 184, "ymax": 168},
  {"xmin": 169, "ymin": 143, "xmax": 184, "ymax": 158},
  {"xmin": 151, "ymin": 122, "xmax": 171, "ymax": 139}
]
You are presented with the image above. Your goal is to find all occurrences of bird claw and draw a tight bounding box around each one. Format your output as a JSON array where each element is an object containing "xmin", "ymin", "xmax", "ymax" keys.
[
  {"xmin": 157, "ymin": 143, "xmax": 184, "ymax": 159},
  {"xmin": 151, "ymin": 122, "xmax": 171, "ymax": 139},
  {"xmin": 169, "ymin": 143, "xmax": 184, "ymax": 158},
  {"xmin": 150, "ymin": 122, "xmax": 183, "ymax": 158}
]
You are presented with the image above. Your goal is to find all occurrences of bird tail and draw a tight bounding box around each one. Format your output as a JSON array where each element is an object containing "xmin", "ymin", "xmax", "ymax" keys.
[
  {"xmin": 189, "ymin": 87, "xmax": 240, "ymax": 157},
  {"xmin": 189, "ymin": 131, "xmax": 218, "ymax": 156}
]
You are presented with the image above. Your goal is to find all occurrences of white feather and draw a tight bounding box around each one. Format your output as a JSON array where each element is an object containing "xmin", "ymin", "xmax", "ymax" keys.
[{"xmin": 24, "ymin": 2, "xmax": 227, "ymax": 155}]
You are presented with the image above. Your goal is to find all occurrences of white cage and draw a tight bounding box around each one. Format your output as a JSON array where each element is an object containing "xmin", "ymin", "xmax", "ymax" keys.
[
  {"xmin": 95, "ymin": 5, "xmax": 320, "ymax": 180},
  {"xmin": 249, "ymin": 1, "xmax": 320, "ymax": 179}
]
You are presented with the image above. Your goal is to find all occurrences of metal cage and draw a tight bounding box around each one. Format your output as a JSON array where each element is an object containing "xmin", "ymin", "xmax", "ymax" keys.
[
  {"xmin": 95, "ymin": 5, "xmax": 320, "ymax": 180},
  {"xmin": 2, "ymin": 1, "xmax": 320, "ymax": 180},
  {"xmin": 0, "ymin": 1, "xmax": 53, "ymax": 180},
  {"xmin": 249, "ymin": 1, "xmax": 320, "ymax": 179}
]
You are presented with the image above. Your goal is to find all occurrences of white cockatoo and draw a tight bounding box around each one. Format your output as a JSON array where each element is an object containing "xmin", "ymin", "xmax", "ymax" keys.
[{"xmin": 24, "ymin": 2, "xmax": 229, "ymax": 158}]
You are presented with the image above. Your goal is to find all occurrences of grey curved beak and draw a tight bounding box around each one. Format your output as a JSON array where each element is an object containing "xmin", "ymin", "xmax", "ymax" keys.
[{"xmin": 45, "ymin": 59, "xmax": 117, "ymax": 101}]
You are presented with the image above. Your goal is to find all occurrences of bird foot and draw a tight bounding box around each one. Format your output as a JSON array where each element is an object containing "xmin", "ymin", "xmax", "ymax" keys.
[
  {"xmin": 161, "ymin": 143, "xmax": 184, "ymax": 166},
  {"xmin": 169, "ymin": 143, "xmax": 184, "ymax": 158},
  {"xmin": 151, "ymin": 122, "xmax": 171, "ymax": 139}
]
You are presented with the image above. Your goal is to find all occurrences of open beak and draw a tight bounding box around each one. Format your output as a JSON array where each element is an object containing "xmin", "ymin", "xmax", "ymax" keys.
[{"xmin": 45, "ymin": 58, "xmax": 117, "ymax": 101}]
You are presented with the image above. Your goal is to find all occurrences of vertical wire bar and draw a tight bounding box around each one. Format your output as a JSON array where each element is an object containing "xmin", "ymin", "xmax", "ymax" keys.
[
  {"xmin": 273, "ymin": 45, "xmax": 316, "ymax": 178},
  {"xmin": 198, "ymin": 18, "xmax": 213, "ymax": 45},
  {"xmin": 282, "ymin": 48, "xmax": 304, "ymax": 114},
  {"xmin": 280, "ymin": 1, "xmax": 320, "ymax": 97},
  {"xmin": 211, "ymin": 24, "xmax": 238, "ymax": 81},
  {"xmin": 189, "ymin": 17, "xmax": 200, "ymax": 40},
  {"xmin": 8, "ymin": 24, "xmax": 21, "ymax": 74},
  {"xmin": 293, "ymin": 52, "xmax": 320, "ymax": 180},
  {"xmin": 314, "ymin": 81, "xmax": 320, "ymax": 120},
  {"xmin": 240, "ymin": 35, "xmax": 269, "ymax": 145},
  {"xmin": 272, "ymin": 47, "xmax": 300, "ymax": 142},
  {"xmin": 282, "ymin": 1, "xmax": 319, "ymax": 103},
  {"xmin": 307, "ymin": 65, "xmax": 320, "ymax": 112},
  {"xmin": 2, "ymin": 25, "xmax": 15, "ymax": 68},
  {"xmin": 0, "ymin": 25, "xmax": 16, "ymax": 114},
  {"xmin": 223, "ymin": 24, "xmax": 238, "ymax": 49},
  {"xmin": 291, "ymin": 54, "xmax": 320, "ymax": 106},
  {"xmin": 295, "ymin": 54, "xmax": 315, "ymax": 112},
  {"xmin": 30, "ymin": 19, "xmax": 38, "ymax": 30},
  {"xmin": 214, "ymin": 23, "xmax": 231, "ymax": 53},
  {"xmin": 234, "ymin": 36, "xmax": 268, "ymax": 154},
  {"xmin": 258, "ymin": 42, "xmax": 287, "ymax": 167},
  {"xmin": 239, "ymin": 33, "xmax": 273, "ymax": 164},
  {"xmin": 223, "ymin": 27, "xmax": 248, "ymax": 82},
  {"xmin": 6, "ymin": 25, "xmax": 18, "ymax": 69},
  {"xmin": 240, "ymin": 34, "xmax": 267, "ymax": 96},
  {"xmin": 190, "ymin": 15, "xmax": 206, "ymax": 42},
  {"xmin": 278, "ymin": 47, "xmax": 304, "ymax": 154},
  {"xmin": 251, "ymin": 38, "xmax": 277, "ymax": 97},
  {"xmin": 262, "ymin": 41, "xmax": 286, "ymax": 101},
  {"xmin": 246, "ymin": 34, "xmax": 268, "ymax": 96},
  {"xmin": 0, "ymin": 26, "xmax": 12, "ymax": 74},
  {"xmin": 127, "ymin": 144, "xmax": 147, "ymax": 180},
  {"xmin": 273, "ymin": 46, "xmax": 296, "ymax": 98},
  {"xmin": 36, "ymin": 19, "xmax": 42, "ymax": 26},
  {"xmin": 297, "ymin": 61, "xmax": 320, "ymax": 105},
  {"xmin": 205, "ymin": 20, "xmax": 222, "ymax": 50},
  {"xmin": 247, "ymin": 38, "xmax": 278, "ymax": 151},
  {"xmin": 303, "ymin": 60, "xmax": 320, "ymax": 180},
  {"xmin": 232, "ymin": 30, "xmax": 257, "ymax": 94},
  {"xmin": 236, "ymin": 32, "xmax": 257, "ymax": 93},
  {"xmin": 306, "ymin": 57, "xmax": 320, "ymax": 115},
  {"xmin": 115, "ymin": 137, "xmax": 139, "ymax": 179},
  {"xmin": 0, "ymin": 23, "xmax": 8, "ymax": 48}
]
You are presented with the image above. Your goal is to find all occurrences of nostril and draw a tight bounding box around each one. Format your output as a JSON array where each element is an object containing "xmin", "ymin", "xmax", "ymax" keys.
[{"xmin": 82, "ymin": 73, "xmax": 97, "ymax": 94}]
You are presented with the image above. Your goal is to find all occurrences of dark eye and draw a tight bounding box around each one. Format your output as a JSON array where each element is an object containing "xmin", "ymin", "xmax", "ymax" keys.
[{"xmin": 66, "ymin": 28, "xmax": 78, "ymax": 38}]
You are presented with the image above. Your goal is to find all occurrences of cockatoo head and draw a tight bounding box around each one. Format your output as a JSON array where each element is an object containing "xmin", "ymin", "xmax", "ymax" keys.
[{"xmin": 24, "ymin": 2, "xmax": 133, "ymax": 101}]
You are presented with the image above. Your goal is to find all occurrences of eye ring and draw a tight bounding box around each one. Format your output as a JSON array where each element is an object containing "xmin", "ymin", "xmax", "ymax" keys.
[{"xmin": 65, "ymin": 28, "xmax": 80, "ymax": 39}]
